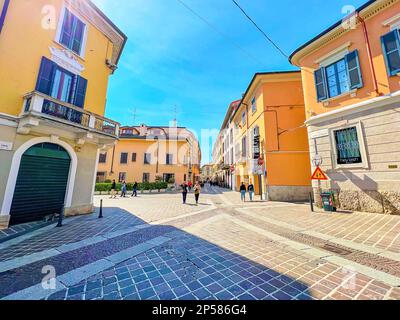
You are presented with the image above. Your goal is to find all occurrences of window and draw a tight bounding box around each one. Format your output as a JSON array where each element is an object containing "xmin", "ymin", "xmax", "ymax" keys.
[
  {"xmin": 230, "ymin": 129, "xmax": 233, "ymax": 144},
  {"xmin": 96, "ymin": 172, "xmax": 106, "ymax": 183},
  {"xmin": 334, "ymin": 127, "xmax": 362, "ymax": 165},
  {"xmin": 132, "ymin": 153, "xmax": 137, "ymax": 162},
  {"xmin": 242, "ymin": 111, "xmax": 246, "ymax": 126},
  {"xmin": 163, "ymin": 174, "xmax": 175, "ymax": 183},
  {"xmin": 99, "ymin": 153, "xmax": 107, "ymax": 164},
  {"xmin": 36, "ymin": 57, "xmax": 88, "ymax": 108},
  {"xmin": 166, "ymin": 154, "xmax": 173, "ymax": 165},
  {"xmin": 59, "ymin": 9, "xmax": 86, "ymax": 56},
  {"xmin": 326, "ymin": 59, "xmax": 350, "ymax": 98},
  {"xmin": 241, "ymin": 136, "xmax": 247, "ymax": 158},
  {"xmin": 143, "ymin": 173, "xmax": 150, "ymax": 183},
  {"xmin": 119, "ymin": 172, "xmax": 126, "ymax": 183},
  {"xmin": 381, "ymin": 29, "xmax": 400, "ymax": 76},
  {"xmin": 314, "ymin": 50, "xmax": 362, "ymax": 102},
  {"xmin": 251, "ymin": 97, "xmax": 257, "ymax": 113},
  {"xmin": 120, "ymin": 153, "xmax": 128, "ymax": 164},
  {"xmin": 144, "ymin": 153, "xmax": 151, "ymax": 165}
]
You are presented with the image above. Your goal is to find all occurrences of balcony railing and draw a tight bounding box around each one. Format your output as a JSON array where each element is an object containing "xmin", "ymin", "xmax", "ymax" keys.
[{"xmin": 22, "ymin": 91, "xmax": 119, "ymax": 137}]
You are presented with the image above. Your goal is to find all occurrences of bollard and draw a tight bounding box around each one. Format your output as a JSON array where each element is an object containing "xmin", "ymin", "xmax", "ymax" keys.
[
  {"xmin": 99, "ymin": 199, "xmax": 103, "ymax": 218},
  {"xmin": 309, "ymin": 192, "xmax": 314, "ymax": 212},
  {"xmin": 56, "ymin": 207, "xmax": 64, "ymax": 228}
]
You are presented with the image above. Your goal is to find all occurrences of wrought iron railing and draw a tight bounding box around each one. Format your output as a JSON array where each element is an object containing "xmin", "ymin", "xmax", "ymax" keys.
[{"xmin": 22, "ymin": 91, "xmax": 119, "ymax": 137}]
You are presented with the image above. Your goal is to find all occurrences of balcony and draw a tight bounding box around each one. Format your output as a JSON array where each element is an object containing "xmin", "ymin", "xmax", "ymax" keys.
[{"xmin": 18, "ymin": 91, "xmax": 120, "ymax": 145}]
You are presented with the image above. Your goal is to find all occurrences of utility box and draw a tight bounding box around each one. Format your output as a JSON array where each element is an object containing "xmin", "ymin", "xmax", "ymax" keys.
[{"xmin": 320, "ymin": 192, "xmax": 336, "ymax": 212}]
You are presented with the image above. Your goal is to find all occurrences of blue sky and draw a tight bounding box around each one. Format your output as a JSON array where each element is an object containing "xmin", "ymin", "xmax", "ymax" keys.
[{"xmin": 92, "ymin": 0, "xmax": 366, "ymax": 164}]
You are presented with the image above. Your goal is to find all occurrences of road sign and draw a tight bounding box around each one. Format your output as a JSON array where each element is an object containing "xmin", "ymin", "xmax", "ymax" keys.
[{"xmin": 311, "ymin": 167, "xmax": 329, "ymax": 180}]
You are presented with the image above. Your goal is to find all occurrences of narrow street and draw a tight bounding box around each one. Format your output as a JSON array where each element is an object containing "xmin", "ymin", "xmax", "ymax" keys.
[{"xmin": 0, "ymin": 186, "xmax": 399, "ymax": 301}]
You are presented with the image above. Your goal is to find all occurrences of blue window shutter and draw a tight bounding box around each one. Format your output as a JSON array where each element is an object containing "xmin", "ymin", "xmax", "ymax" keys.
[
  {"xmin": 60, "ymin": 10, "xmax": 73, "ymax": 49},
  {"xmin": 381, "ymin": 30, "xmax": 400, "ymax": 76},
  {"xmin": 73, "ymin": 76, "xmax": 87, "ymax": 108},
  {"xmin": 314, "ymin": 67, "xmax": 328, "ymax": 102},
  {"xmin": 72, "ymin": 19, "xmax": 85, "ymax": 55},
  {"xmin": 345, "ymin": 50, "xmax": 363, "ymax": 89},
  {"xmin": 35, "ymin": 57, "xmax": 55, "ymax": 95}
]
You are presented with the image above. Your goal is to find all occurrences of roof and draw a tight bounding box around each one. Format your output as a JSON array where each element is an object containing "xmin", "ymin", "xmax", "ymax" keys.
[
  {"xmin": 289, "ymin": 0, "xmax": 377, "ymax": 65},
  {"xmin": 220, "ymin": 99, "xmax": 241, "ymax": 131},
  {"xmin": 86, "ymin": 0, "xmax": 127, "ymax": 65},
  {"xmin": 233, "ymin": 71, "xmax": 301, "ymax": 119}
]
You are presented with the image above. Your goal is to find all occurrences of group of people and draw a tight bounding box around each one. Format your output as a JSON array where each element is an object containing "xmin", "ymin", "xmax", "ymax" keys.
[
  {"xmin": 240, "ymin": 181, "xmax": 255, "ymax": 202},
  {"xmin": 109, "ymin": 180, "xmax": 139, "ymax": 199},
  {"xmin": 181, "ymin": 181, "xmax": 202, "ymax": 205}
]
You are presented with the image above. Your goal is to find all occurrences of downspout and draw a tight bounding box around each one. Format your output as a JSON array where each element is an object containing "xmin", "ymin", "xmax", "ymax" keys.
[
  {"xmin": 0, "ymin": 0, "xmax": 10, "ymax": 35},
  {"xmin": 356, "ymin": 12, "xmax": 382, "ymax": 96}
]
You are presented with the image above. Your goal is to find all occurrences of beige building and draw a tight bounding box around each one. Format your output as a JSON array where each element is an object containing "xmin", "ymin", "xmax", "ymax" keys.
[{"xmin": 97, "ymin": 124, "xmax": 201, "ymax": 185}]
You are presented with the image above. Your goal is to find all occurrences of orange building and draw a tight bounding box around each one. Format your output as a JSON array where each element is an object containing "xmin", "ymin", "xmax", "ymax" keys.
[
  {"xmin": 290, "ymin": 0, "xmax": 400, "ymax": 214},
  {"xmin": 214, "ymin": 71, "xmax": 311, "ymax": 201},
  {"xmin": 97, "ymin": 124, "xmax": 201, "ymax": 185}
]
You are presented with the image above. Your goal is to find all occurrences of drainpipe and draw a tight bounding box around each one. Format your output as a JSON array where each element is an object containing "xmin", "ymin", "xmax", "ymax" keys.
[
  {"xmin": 0, "ymin": 0, "xmax": 10, "ymax": 35},
  {"xmin": 356, "ymin": 12, "xmax": 382, "ymax": 97}
]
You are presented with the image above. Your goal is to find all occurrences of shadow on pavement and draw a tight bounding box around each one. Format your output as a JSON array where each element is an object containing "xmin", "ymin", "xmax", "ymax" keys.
[{"xmin": 0, "ymin": 205, "xmax": 312, "ymax": 301}]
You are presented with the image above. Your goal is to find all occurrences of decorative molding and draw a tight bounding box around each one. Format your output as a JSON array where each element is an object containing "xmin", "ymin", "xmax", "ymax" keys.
[
  {"xmin": 314, "ymin": 42, "xmax": 352, "ymax": 66},
  {"xmin": 65, "ymin": 0, "xmax": 125, "ymax": 66},
  {"xmin": 49, "ymin": 46, "xmax": 85, "ymax": 75},
  {"xmin": 306, "ymin": 89, "xmax": 400, "ymax": 126}
]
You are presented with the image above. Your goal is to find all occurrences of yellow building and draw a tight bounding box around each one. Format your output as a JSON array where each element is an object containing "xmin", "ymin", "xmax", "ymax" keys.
[
  {"xmin": 97, "ymin": 124, "xmax": 201, "ymax": 186},
  {"xmin": 224, "ymin": 71, "xmax": 311, "ymax": 201},
  {"xmin": 290, "ymin": 0, "xmax": 400, "ymax": 214},
  {"xmin": 0, "ymin": 0, "xmax": 126, "ymax": 228}
]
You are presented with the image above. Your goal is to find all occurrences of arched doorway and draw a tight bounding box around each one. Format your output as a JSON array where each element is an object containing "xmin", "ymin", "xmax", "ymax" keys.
[{"xmin": 9, "ymin": 143, "xmax": 71, "ymax": 225}]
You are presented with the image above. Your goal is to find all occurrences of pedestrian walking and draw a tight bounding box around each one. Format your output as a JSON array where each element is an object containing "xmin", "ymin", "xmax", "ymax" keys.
[
  {"xmin": 121, "ymin": 181, "xmax": 127, "ymax": 197},
  {"xmin": 181, "ymin": 182, "xmax": 189, "ymax": 204},
  {"xmin": 110, "ymin": 179, "xmax": 117, "ymax": 199},
  {"xmin": 193, "ymin": 182, "xmax": 201, "ymax": 205},
  {"xmin": 188, "ymin": 181, "xmax": 193, "ymax": 192},
  {"xmin": 248, "ymin": 181, "xmax": 255, "ymax": 202},
  {"xmin": 240, "ymin": 182, "xmax": 247, "ymax": 202},
  {"xmin": 132, "ymin": 182, "xmax": 138, "ymax": 197}
]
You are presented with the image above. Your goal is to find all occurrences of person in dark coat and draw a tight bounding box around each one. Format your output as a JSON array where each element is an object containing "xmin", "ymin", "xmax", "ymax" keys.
[{"xmin": 181, "ymin": 182, "xmax": 189, "ymax": 204}]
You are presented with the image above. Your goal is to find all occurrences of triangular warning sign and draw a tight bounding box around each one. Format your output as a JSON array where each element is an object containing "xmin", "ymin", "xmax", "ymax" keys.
[{"xmin": 311, "ymin": 167, "xmax": 329, "ymax": 180}]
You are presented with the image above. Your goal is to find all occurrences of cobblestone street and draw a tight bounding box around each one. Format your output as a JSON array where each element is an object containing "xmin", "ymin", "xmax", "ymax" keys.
[{"xmin": 0, "ymin": 185, "xmax": 399, "ymax": 301}]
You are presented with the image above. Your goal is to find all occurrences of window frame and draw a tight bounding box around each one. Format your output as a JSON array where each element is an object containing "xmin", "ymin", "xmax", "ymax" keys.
[
  {"xmin": 120, "ymin": 152, "xmax": 128, "ymax": 165},
  {"xmin": 324, "ymin": 58, "xmax": 350, "ymax": 99},
  {"xmin": 251, "ymin": 97, "xmax": 257, "ymax": 114},
  {"xmin": 144, "ymin": 153, "xmax": 152, "ymax": 165},
  {"xmin": 132, "ymin": 153, "xmax": 137, "ymax": 162},
  {"xmin": 329, "ymin": 121, "xmax": 369, "ymax": 170},
  {"xmin": 143, "ymin": 173, "xmax": 150, "ymax": 183},
  {"xmin": 166, "ymin": 153, "xmax": 173, "ymax": 165},
  {"xmin": 99, "ymin": 152, "xmax": 107, "ymax": 164},
  {"xmin": 55, "ymin": 6, "xmax": 88, "ymax": 59}
]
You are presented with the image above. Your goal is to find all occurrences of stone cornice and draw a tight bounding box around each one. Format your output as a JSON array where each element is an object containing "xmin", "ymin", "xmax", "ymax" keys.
[{"xmin": 291, "ymin": 0, "xmax": 398, "ymax": 66}]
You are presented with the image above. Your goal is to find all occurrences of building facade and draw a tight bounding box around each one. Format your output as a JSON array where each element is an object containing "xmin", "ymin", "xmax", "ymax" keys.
[
  {"xmin": 230, "ymin": 72, "xmax": 312, "ymax": 201},
  {"xmin": 201, "ymin": 164, "xmax": 213, "ymax": 182},
  {"xmin": 97, "ymin": 124, "xmax": 201, "ymax": 186},
  {"xmin": 0, "ymin": 0, "xmax": 126, "ymax": 228},
  {"xmin": 290, "ymin": 0, "xmax": 400, "ymax": 214}
]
